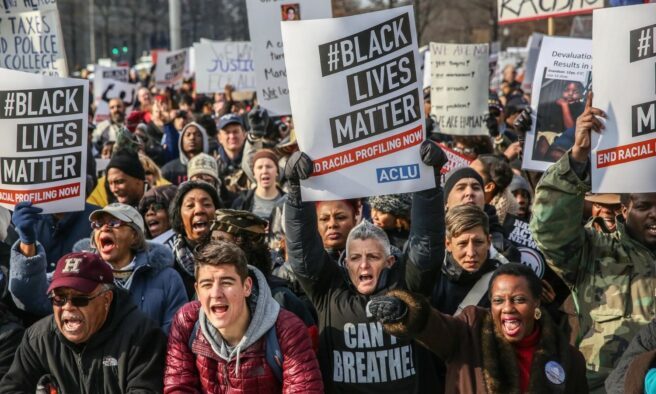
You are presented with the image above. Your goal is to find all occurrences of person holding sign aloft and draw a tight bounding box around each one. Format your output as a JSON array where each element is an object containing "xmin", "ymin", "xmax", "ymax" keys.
[
  {"xmin": 283, "ymin": 140, "xmax": 447, "ymax": 393},
  {"xmin": 531, "ymin": 92, "xmax": 656, "ymax": 391}
]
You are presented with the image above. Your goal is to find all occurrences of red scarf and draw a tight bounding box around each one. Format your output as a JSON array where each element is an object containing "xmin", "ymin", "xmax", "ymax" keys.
[{"xmin": 513, "ymin": 325, "xmax": 541, "ymax": 393}]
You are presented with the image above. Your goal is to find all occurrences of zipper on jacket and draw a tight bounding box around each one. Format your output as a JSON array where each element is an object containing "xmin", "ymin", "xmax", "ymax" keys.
[{"xmin": 75, "ymin": 353, "xmax": 86, "ymax": 394}]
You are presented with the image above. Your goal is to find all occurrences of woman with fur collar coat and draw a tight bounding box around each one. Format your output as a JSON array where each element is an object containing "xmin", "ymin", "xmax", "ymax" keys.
[{"xmin": 367, "ymin": 263, "xmax": 588, "ymax": 394}]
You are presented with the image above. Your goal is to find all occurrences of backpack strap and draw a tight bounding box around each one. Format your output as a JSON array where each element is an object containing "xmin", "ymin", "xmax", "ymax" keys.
[
  {"xmin": 265, "ymin": 325, "xmax": 284, "ymax": 383},
  {"xmin": 454, "ymin": 270, "xmax": 495, "ymax": 316}
]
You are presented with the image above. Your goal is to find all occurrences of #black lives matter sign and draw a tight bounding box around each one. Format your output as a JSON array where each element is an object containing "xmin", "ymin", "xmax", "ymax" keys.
[
  {"xmin": 0, "ymin": 69, "xmax": 88, "ymax": 213},
  {"xmin": 282, "ymin": 6, "xmax": 433, "ymax": 201},
  {"xmin": 592, "ymin": 3, "xmax": 656, "ymax": 193}
]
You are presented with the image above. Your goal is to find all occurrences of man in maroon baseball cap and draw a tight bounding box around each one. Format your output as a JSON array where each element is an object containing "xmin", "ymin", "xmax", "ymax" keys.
[{"xmin": 1, "ymin": 252, "xmax": 167, "ymax": 393}]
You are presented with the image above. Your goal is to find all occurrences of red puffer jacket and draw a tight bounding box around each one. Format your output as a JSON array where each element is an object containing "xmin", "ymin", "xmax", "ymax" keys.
[{"xmin": 164, "ymin": 301, "xmax": 323, "ymax": 393}]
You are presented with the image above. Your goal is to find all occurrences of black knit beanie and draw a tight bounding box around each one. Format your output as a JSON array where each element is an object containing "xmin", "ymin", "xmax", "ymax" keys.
[
  {"xmin": 443, "ymin": 167, "xmax": 484, "ymax": 201},
  {"xmin": 107, "ymin": 150, "xmax": 145, "ymax": 181}
]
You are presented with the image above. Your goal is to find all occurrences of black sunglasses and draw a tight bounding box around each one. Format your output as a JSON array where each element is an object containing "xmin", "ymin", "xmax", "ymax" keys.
[{"xmin": 49, "ymin": 290, "xmax": 109, "ymax": 307}]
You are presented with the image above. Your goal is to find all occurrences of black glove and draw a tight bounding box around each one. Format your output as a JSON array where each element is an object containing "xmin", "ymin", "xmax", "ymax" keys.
[
  {"xmin": 366, "ymin": 296, "xmax": 408, "ymax": 324},
  {"xmin": 284, "ymin": 151, "xmax": 313, "ymax": 206},
  {"xmin": 513, "ymin": 107, "xmax": 532, "ymax": 134},
  {"xmin": 486, "ymin": 113, "xmax": 500, "ymax": 137},
  {"xmin": 420, "ymin": 140, "xmax": 447, "ymax": 182},
  {"xmin": 247, "ymin": 106, "xmax": 270, "ymax": 139},
  {"xmin": 11, "ymin": 201, "xmax": 42, "ymax": 244}
]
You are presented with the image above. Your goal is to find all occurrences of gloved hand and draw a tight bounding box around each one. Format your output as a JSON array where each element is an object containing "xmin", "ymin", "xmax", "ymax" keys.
[
  {"xmin": 420, "ymin": 140, "xmax": 448, "ymax": 182},
  {"xmin": 513, "ymin": 107, "xmax": 533, "ymax": 134},
  {"xmin": 11, "ymin": 201, "xmax": 42, "ymax": 245},
  {"xmin": 283, "ymin": 151, "xmax": 313, "ymax": 207},
  {"xmin": 247, "ymin": 106, "xmax": 270, "ymax": 139},
  {"xmin": 366, "ymin": 296, "xmax": 408, "ymax": 324},
  {"xmin": 485, "ymin": 113, "xmax": 500, "ymax": 137}
]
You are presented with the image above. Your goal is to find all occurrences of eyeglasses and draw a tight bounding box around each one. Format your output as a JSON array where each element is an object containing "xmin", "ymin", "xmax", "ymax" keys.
[
  {"xmin": 49, "ymin": 290, "xmax": 109, "ymax": 307},
  {"xmin": 147, "ymin": 203, "xmax": 166, "ymax": 212},
  {"xmin": 90, "ymin": 218, "xmax": 124, "ymax": 229}
]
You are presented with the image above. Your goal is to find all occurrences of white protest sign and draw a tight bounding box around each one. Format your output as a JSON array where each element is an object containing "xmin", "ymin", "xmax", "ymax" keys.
[
  {"xmin": 0, "ymin": 3, "xmax": 68, "ymax": 77},
  {"xmin": 498, "ymin": 0, "xmax": 603, "ymax": 24},
  {"xmin": 282, "ymin": 6, "xmax": 433, "ymax": 201},
  {"xmin": 430, "ymin": 43, "xmax": 489, "ymax": 136},
  {"xmin": 522, "ymin": 36, "xmax": 592, "ymax": 172},
  {"xmin": 420, "ymin": 46, "xmax": 431, "ymax": 89},
  {"xmin": 93, "ymin": 65, "xmax": 136, "ymax": 123},
  {"xmin": 0, "ymin": 69, "xmax": 88, "ymax": 214},
  {"xmin": 246, "ymin": 0, "xmax": 332, "ymax": 115},
  {"xmin": 154, "ymin": 48, "xmax": 188, "ymax": 89},
  {"xmin": 592, "ymin": 4, "xmax": 656, "ymax": 192},
  {"xmin": 194, "ymin": 41, "xmax": 256, "ymax": 94},
  {"xmin": 521, "ymin": 33, "xmax": 544, "ymax": 93}
]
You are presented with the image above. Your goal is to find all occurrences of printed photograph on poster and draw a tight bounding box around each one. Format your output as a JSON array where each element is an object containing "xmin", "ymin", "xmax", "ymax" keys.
[
  {"xmin": 522, "ymin": 35, "xmax": 592, "ymax": 172},
  {"xmin": 281, "ymin": 6, "xmax": 434, "ymax": 201},
  {"xmin": 0, "ymin": 69, "xmax": 89, "ymax": 214},
  {"xmin": 532, "ymin": 69, "xmax": 591, "ymax": 162},
  {"xmin": 282, "ymin": 4, "xmax": 301, "ymax": 21},
  {"xmin": 591, "ymin": 3, "xmax": 656, "ymax": 192}
]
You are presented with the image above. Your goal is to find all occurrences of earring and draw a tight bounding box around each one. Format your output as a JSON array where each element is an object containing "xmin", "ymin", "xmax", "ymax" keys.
[{"xmin": 534, "ymin": 308, "xmax": 542, "ymax": 320}]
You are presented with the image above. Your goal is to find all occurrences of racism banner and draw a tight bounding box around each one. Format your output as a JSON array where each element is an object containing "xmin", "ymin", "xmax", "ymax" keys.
[
  {"xmin": 93, "ymin": 65, "xmax": 136, "ymax": 123},
  {"xmin": 592, "ymin": 3, "xmax": 656, "ymax": 192},
  {"xmin": 282, "ymin": 6, "xmax": 433, "ymax": 201},
  {"xmin": 246, "ymin": 0, "xmax": 332, "ymax": 115},
  {"xmin": 437, "ymin": 143, "xmax": 473, "ymax": 186},
  {"xmin": 0, "ymin": 69, "xmax": 88, "ymax": 214},
  {"xmin": 154, "ymin": 48, "xmax": 188, "ymax": 89},
  {"xmin": 0, "ymin": 1, "xmax": 68, "ymax": 77},
  {"xmin": 430, "ymin": 43, "xmax": 489, "ymax": 136},
  {"xmin": 194, "ymin": 41, "xmax": 256, "ymax": 94},
  {"xmin": 498, "ymin": 0, "xmax": 603, "ymax": 24},
  {"xmin": 522, "ymin": 36, "xmax": 592, "ymax": 172}
]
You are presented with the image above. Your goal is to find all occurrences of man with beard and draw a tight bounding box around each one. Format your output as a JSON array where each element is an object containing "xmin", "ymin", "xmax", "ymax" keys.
[
  {"xmin": 1, "ymin": 252, "xmax": 167, "ymax": 393},
  {"xmin": 161, "ymin": 122, "xmax": 209, "ymax": 185},
  {"xmin": 92, "ymin": 98, "xmax": 126, "ymax": 154}
]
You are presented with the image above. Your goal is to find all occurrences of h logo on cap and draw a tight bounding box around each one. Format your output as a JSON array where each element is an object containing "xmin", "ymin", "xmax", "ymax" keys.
[{"xmin": 62, "ymin": 258, "xmax": 83, "ymax": 274}]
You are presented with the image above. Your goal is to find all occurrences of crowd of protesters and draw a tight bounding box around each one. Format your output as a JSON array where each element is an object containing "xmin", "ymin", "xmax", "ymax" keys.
[{"xmin": 0, "ymin": 49, "xmax": 654, "ymax": 394}]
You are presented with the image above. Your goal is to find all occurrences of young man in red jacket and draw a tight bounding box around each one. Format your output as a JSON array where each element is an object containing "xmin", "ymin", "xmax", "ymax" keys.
[{"xmin": 164, "ymin": 241, "xmax": 323, "ymax": 393}]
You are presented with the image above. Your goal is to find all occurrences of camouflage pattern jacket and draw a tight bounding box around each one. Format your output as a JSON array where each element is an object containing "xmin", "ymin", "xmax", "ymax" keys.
[{"xmin": 530, "ymin": 153, "xmax": 656, "ymax": 392}]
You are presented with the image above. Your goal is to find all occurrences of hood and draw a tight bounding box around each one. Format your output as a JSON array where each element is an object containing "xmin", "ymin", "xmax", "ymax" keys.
[
  {"xmin": 198, "ymin": 265, "xmax": 280, "ymax": 375},
  {"xmin": 73, "ymin": 239, "xmax": 174, "ymax": 273},
  {"xmin": 337, "ymin": 244, "xmax": 402, "ymax": 295},
  {"xmin": 178, "ymin": 122, "xmax": 209, "ymax": 165}
]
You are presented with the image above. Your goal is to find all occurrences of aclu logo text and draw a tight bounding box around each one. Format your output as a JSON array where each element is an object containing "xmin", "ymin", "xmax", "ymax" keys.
[{"xmin": 376, "ymin": 164, "xmax": 419, "ymax": 184}]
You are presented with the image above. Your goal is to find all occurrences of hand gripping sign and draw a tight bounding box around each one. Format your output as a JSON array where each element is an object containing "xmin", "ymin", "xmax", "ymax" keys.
[{"xmin": 282, "ymin": 6, "xmax": 434, "ymax": 201}]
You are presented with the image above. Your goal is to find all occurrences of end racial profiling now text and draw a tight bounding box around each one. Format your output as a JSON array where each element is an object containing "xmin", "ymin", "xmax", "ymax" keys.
[{"xmin": 0, "ymin": 85, "xmax": 84, "ymax": 185}]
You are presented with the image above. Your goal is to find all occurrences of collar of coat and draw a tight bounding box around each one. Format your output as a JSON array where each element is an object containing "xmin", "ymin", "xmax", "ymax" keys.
[{"xmin": 480, "ymin": 308, "xmax": 571, "ymax": 394}]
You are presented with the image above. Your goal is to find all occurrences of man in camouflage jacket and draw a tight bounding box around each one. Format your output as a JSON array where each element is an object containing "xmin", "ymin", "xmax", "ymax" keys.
[{"xmin": 530, "ymin": 95, "xmax": 656, "ymax": 392}]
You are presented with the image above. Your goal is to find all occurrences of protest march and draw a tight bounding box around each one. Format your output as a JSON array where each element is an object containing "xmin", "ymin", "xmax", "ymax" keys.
[{"xmin": 1, "ymin": 1, "xmax": 656, "ymax": 393}]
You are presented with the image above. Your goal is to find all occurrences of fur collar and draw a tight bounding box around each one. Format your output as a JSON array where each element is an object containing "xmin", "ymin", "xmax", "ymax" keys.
[{"xmin": 481, "ymin": 309, "xmax": 571, "ymax": 393}]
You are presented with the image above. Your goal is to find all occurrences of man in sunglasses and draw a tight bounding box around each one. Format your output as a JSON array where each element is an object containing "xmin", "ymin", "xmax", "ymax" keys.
[
  {"xmin": 9, "ymin": 203, "xmax": 187, "ymax": 333},
  {"xmin": 1, "ymin": 252, "xmax": 167, "ymax": 392}
]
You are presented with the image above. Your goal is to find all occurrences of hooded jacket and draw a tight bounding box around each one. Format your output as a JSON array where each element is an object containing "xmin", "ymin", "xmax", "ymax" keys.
[
  {"xmin": 8, "ymin": 240, "xmax": 187, "ymax": 333},
  {"xmin": 284, "ymin": 185, "xmax": 444, "ymax": 393},
  {"xmin": 161, "ymin": 122, "xmax": 210, "ymax": 185},
  {"xmin": 530, "ymin": 152, "xmax": 656, "ymax": 390},
  {"xmin": 164, "ymin": 266, "xmax": 323, "ymax": 393},
  {"xmin": 0, "ymin": 289, "xmax": 167, "ymax": 393}
]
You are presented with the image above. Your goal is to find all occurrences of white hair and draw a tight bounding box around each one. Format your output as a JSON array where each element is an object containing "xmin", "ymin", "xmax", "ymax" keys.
[{"xmin": 345, "ymin": 220, "xmax": 391, "ymax": 258}]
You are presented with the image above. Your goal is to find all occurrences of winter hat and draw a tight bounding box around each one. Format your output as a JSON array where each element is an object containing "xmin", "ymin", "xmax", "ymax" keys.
[
  {"xmin": 187, "ymin": 153, "xmax": 219, "ymax": 182},
  {"xmin": 444, "ymin": 167, "xmax": 484, "ymax": 200},
  {"xmin": 106, "ymin": 150, "xmax": 146, "ymax": 181},
  {"xmin": 368, "ymin": 194, "xmax": 412, "ymax": 220},
  {"xmin": 47, "ymin": 252, "xmax": 113, "ymax": 294},
  {"xmin": 138, "ymin": 185, "xmax": 179, "ymax": 216},
  {"xmin": 251, "ymin": 149, "xmax": 279, "ymax": 170},
  {"xmin": 169, "ymin": 180, "xmax": 221, "ymax": 236},
  {"xmin": 210, "ymin": 209, "xmax": 268, "ymax": 243},
  {"xmin": 508, "ymin": 174, "xmax": 534, "ymax": 199}
]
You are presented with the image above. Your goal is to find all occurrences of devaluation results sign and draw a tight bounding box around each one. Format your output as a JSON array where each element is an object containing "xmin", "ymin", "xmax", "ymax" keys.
[
  {"xmin": 592, "ymin": 3, "xmax": 656, "ymax": 192},
  {"xmin": 282, "ymin": 6, "xmax": 433, "ymax": 201},
  {"xmin": 0, "ymin": 69, "xmax": 88, "ymax": 213}
]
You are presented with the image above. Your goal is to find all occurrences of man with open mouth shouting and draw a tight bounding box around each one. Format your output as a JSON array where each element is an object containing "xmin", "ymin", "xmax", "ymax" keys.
[
  {"xmin": 1, "ymin": 252, "xmax": 167, "ymax": 393},
  {"xmin": 9, "ymin": 203, "xmax": 187, "ymax": 333}
]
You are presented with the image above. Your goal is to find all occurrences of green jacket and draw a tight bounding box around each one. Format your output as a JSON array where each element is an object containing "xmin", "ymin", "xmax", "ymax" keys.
[{"xmin": 530, "ymin": 153, "xmax": 656, "ymax": 391}]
